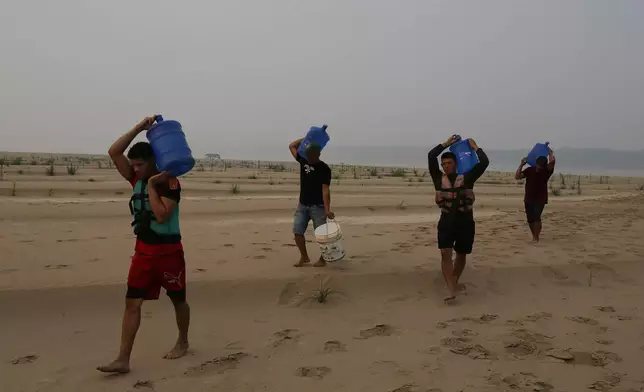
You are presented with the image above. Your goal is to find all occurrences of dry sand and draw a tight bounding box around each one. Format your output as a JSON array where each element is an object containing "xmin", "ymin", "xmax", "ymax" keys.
[{"xmin": 1, "ymin": 160, "xmax": 644, "ymax": 392}]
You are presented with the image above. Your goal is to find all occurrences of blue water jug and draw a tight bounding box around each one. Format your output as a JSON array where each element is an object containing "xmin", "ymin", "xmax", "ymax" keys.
[
  {"xmin": 146, "ymin": 115, "xmax": 196, "ymax": 177},
  {"xmin": 527, "ymin": 142, "xmax": 550, "ymax": 167},
  {"xmin": 448, "ymin": 137, "xmax": 479, "ymax": 175},
  {"xmin": 297, "ymin": 124, "xmax": 330, "ymax": 159}
]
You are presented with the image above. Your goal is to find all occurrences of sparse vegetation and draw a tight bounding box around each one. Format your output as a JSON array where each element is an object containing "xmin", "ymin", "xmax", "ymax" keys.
[
  {"xmin": 268, "ymin": 163, "xmax": 286, "ymax": 172},
  {"xmin": 12, "ymin": 157, "xmax": 23, "ymax": 166},
  {"xmin": 66, "ymin": 163, "xmax": 78, "ymax": 175},
  {"xmin": 369, "ymin": 167, "xmax": 378, "ymax": 177},
  {"xmin": 45, "ymin": 162, "xmax": 55, "ymax": 176},
  {"xmin": 0, "ymin": 158, "xmax": 5, "ymax": 181},
  {"xmin": 231, "ymin": 184, "xmax": 240, "ymax": 194},
  {"xmin": 577, "ymin": 176, "xmax": 582, "ymax": 195},
  {"xmin": 11, "ymin": 182, "xmax": 16, "ymax": 196},
  {"xmin": 638, "ymin": 185, "xmax": 644, "ymax": 191},
  {"xmin": 391, "ymin": 168, "xmax": 406, "ymax": 178},
  {"xmin": 48, "ymin": 188, "xmax": 54, "ymax": 197},
  {"xmin": 196, "ymin": 164, "xmax": 205, "ymax": 172},
  {"xmin": 88, "ymin": 178, "xmax": 96, "ymax": 182},
  {"xmin": 30, "ymin": 160, "xmax": 38, "ymax": 166},
  {"xmin": 559, "ymin": 173, "xmax": 567, "ymax": 189},
  {"xmin": 268, "ymin": 177, "xmax": 275, "ymax": 185},
  {"xmin": 248, "ymin": 174, "xmax": 257, "ymax": 180}
]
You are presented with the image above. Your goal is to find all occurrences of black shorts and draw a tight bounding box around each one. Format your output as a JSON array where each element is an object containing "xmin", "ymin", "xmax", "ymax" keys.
[
  {"xmin": 437, "ymin": 214, "xmax": 475, "ymax": 254},
  {"xmin": 525, "ymin": 203, "xmax": 545, "ymax": 223}
]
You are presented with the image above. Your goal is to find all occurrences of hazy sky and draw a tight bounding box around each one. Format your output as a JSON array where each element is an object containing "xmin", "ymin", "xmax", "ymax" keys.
[{"xmin": 1, "ymin": 0, "xmax": 643, "ymax": 159}]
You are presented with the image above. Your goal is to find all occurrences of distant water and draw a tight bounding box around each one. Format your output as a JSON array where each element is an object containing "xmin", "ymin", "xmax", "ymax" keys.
[{"xmin": 210, "ymin": 144, "xmax": 644, "ymax": 177}]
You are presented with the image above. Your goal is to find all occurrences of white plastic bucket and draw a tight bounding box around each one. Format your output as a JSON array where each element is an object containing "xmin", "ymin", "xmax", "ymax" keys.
[{"xmin": 314, "ymin": 220, "xmax": 346, "ymax": 262}]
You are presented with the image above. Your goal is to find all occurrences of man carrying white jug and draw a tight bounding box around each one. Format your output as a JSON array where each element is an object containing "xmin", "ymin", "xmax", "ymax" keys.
[
  {"xmin": 428, "ymin": 136, "xmax": 489, "ymax": 303},
  {"xmin": 288, "ymin": 138, "xmax": 334, "ymax": 267},
  {"xmin": 98, "ymin": 116, "xmax": 190, "ymax": 374}
]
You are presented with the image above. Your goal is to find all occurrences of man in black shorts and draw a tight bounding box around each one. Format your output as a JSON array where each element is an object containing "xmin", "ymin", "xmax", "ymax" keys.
[
  {"xmin": 428, "ymin": 136, "xmax": 489, "ymax": 302},
  {"xmin": 515, "ymin": 147, "xmax": 555, "ymax": 242}
]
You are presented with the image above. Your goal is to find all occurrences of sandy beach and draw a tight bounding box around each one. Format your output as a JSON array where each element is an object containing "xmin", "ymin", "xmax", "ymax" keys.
[{"xmin": 2, "ymin": 161, "xmax": 644, "ymax": 392}]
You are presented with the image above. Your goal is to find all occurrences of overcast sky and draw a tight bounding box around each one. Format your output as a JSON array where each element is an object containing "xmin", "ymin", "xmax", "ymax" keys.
[{"xmin": 1, "ymin": 0, "xmax": 643, "ymax": 158}]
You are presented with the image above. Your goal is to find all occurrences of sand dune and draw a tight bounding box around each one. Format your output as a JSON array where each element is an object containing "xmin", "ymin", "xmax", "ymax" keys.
[{"xmin": 1, "ymin": 162, "xmax": 644, "ymax": 391}]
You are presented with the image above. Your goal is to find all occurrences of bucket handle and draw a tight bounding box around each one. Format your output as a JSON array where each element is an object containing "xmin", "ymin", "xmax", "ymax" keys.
[{"xmin": 326, "ymin": 218, "xmax": 339, "ymax": 236}]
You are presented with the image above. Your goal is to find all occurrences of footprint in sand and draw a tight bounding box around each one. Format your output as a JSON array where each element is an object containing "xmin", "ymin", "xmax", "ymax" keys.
[
  {"xmin": 588, "ymin": 374, "xmax": 622, "ymax": 391},
  {"xmin": 133, "ymin": 380, "xmax": 155, "ymax": 390},
  {"xmin": 44, "ymin": 264, "xmax": 70, "ymax": 270},
  {"xmin": 567, "ymin": 316, "xmax": 599, "ymax": 326},
  {"xmin": 56, "ymin": 238, "xmax": 79, "ymax": 243},
  {"xmin": 451, "ymin": 329, "xmax": 478, "ymax": 338},
  {"xmin": 567, "ymin": 351, "xmax": 622, "ymax": 367},
  {"xmin": 184, "ymin": 352, "xmax": 248, "ymax": 376},
  {"xmin": 390, "ymin": 385, "xmax": 443, "ymax": 392},
  {"xmin": 524, "ymin": 312, "xmax": 553, "ymax": 322},
  {"xmin": 439, "ymin": 314, "xmax": 499, "ymax": 328},
  {"xmin": 250, "ymin": 255, "xmax": 267, "ymax": 260},
  {"xmin": 295, "ymin": 366, "xmax": 331, "ymax": 379},
  {"xmin": 505, "ymin": 340, "xmax": 539, "ymax": 357},
  {"xmin": 260, "ymin": 247, "xmax": 273, "ymax": 252},
  {"xmin": 324, "ymin": 340, "xmax": 347, "ymax": 353},
  {"xmin": 357, "ymin": 324, "xmax": 395, "ymax": 339},
  {"xmin": 595, "ymin": 306, "xmax": 616, "ymax": 313},
  {"xmin": 596, "ymin": 339, "xmax": 614, "ymax": 346},
  {"xmin": 496, "ymin": 373, "xmax": 554, "ymax": 392},
  {"xmin": 11, "ymin": 355, "xmax": 39, "ymax": 365},
  {"xmin": 368, "ymin": 360, "xmax": 410, "ymax": 376},
  {"xmin": 194, "ymin": 268, "xmax": 207, "ymax": 273},
  {"xmin": 270, "ymin": 329, "xmax": 302, "ymax": 347},
  {"xmin": 223, "ymin": 244, "xmax": 235, "ymax": 248}
]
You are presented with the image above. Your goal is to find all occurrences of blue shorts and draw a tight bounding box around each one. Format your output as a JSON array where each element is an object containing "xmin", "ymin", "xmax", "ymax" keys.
[{"xmin": 293, "ymin": 204, "xmax": 327, "ymax": 236}]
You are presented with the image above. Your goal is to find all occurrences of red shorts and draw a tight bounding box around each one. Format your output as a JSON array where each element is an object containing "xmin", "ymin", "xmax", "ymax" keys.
[{"xmin": 127, "ymin": 250, "xmax": 186, "ymax": 300}]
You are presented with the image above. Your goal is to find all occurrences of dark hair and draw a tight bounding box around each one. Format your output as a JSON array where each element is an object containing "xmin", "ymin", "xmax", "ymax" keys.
[
  {"xmin": 127, "ymin": 142, "xmax": 155, "ymax": 161},
  {"xmin": 536, "ymin": 156, "xmax": 548, "ymax": 166},
  {"xmin": 441, "ymin": 152, "xmax": 457, "ymax": 163}
]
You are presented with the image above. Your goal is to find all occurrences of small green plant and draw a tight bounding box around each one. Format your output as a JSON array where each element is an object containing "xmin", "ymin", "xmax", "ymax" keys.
[
  {"xmin": 214, "ymin": 180, "xmax": 222, "ymax": 184},
  {"xmin": 550, "ymin": 187, "xmax": 561, "ymax": 196},
  {"xmin": 12, "ymin": 157, "xmax": 23, "ymax": 166},
  {"xmin": 268, "ymin": 163, "xmax": 286, "ymax": 172},
  {"xmin": 196, "ymin": 164, "xmax": 205, "ymax": 172},
  {"xmin": 335, "ymin": 178, "xmax": 341, "ymax": 186},
  {"xmin": 30, "ymin": 160, "xmax": 38, "ymax": 166},
  {"xmin": 0, "ymin": 158, "xmax": 5, "ymax": 181},
  {"xmin": 18, "ymin": 169, "xmax": 24, "ymax": 175},
  {"xmin": 577, "ymin": 176, "xmax": 581, "ymax": 195},
  {"xmin": 638, "ymin": 185, "xmax": 644, "ymax": 191},
  {"xmin": 66, "ymin": 163, "xmax": 78, "ymax": 175},
  {"xmin": 231, "ymin": 184, "xmax": 240, "ymax": 194},
  {"xmin": 45, "ymin": 163, "xmax": 55, "ymax": 176},
  {"xmin": 48, "ymin": 188, "xmax": 54, "ymax": 197},
  {"xmin": 369, "ymin": 167, "xmax": 378, "ymax": 177},
  {"xmin": 412, "ymin": 167, "xmax": 418, "ymax": 177},
  {"xmin": 248, "ymin": 174, "xmax": 257, "ymax": 180},
  {"xmin": 308, "ymin": 278, "xmax": 342, "ymax": 304},
  {"xmin": 407, "ymin": 178, "xmax": 413, "ymax": 183},
  {"xmin": 268, "ymin": 177, "xmax": 275, "ymax": 185},
  {"xmin": 11, "ymin": 182, "xmax": 16, "ymax": 196},
  {"xmin": 88, "ymin": 178, "xmax": 96, "ymax": 182}
]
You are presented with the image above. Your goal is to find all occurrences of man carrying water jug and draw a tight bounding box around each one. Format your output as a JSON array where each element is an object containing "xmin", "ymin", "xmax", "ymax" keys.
[
  {"xmin": 428, "ymin": 136, "xmax": 489, "ymax": 303},
  {"xmin": 288, "ymin": 138, "xmax": 334, "ymax": 267},
  {"xmin": 515, "ymin": 147, "xmax": 556, "ymax": 242},
  {"xmin": 98, "ymin": 115, "xmax": 190, "ymax": 374}
]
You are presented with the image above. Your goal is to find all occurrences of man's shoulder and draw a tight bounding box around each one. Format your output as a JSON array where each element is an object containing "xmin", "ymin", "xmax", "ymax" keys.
[{"xmin": 318, "ymin": 160, "xmax": 331, "ymax": 170}]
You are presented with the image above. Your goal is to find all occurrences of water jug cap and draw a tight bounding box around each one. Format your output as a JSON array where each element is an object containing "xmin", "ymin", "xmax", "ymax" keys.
[
  {"xmin": 321, "ymin": 124, "xmax": 328, "ymax": 131},
  {"xmin": 155, "ymin": 115, "xmax": 164, "ymax": 123}
]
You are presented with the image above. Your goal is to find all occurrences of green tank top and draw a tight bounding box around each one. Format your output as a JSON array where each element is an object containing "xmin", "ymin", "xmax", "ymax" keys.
[{"xmin": 129, "ymin": 180, "xmax": 181, "ymax": 243}]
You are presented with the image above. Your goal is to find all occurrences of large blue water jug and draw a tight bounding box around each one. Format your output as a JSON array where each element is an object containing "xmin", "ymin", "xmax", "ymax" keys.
[
  {"xmin": 146, "ymin": 115, "xmax": 195, "ymax": 177},
  {"xmin": 527, "ymin": 142, "xmax": 550, "ymax": 167},
  {"xmin": 297, "ymin": 124, "xmax": 330, "ymax": 159},
  {"xmin": 448, "ymin": 137, "xmax": 479, "ymax": 175}
]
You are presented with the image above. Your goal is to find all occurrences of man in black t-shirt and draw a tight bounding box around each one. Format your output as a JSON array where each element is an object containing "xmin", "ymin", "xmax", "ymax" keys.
[{"xmin": 288, "ymin": 138, "xmax": 334, "ymax": 267}]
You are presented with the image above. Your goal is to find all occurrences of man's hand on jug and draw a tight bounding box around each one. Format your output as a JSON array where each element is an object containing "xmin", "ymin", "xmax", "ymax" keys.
[
  {"xmin": 134, "ymin": 115, "xmax": 157, "ymax": 133},
  {"xmin": 442, "ymin": 135, "xmax": 459, "ymax": 147},
  {"xmin": 326, "ymin": 211, "xmax": 335, "ymax": 219},
  {"xmin": 467, "ymin": 138, "xmax": 479, "ymax": 150},
  {"xmin": 520, "ymin": 157, "xmax": 528, "ymax": 166}
]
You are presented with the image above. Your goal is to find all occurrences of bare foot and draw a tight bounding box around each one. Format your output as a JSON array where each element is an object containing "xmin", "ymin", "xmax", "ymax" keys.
[
  {"xmin": 444, "ymin": 295, "xmax": 457, "ymax": 304},
  {"xmin": 164, "ymin": 341, "xmax": 189, "ymax": 360},
  {"xmin": 293, "ymin": 258, "xmax": 311, "ymax": 267},
  {"xmin": 456, "ymin": 283, "xmax": 467, "ymax": 292},
  {"xmin": 97, "ymin": 360, "xmax": 130, "ymax": 374},
  {"xmin": 313, "ymin": 258, "xmax": 326, "ymax": 267}
]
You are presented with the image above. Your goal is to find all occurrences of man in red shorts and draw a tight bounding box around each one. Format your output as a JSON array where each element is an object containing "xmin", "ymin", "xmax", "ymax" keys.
[
  {"xmin": 515, "ymin": 147, "xmax": 556, "ymax": 242},
  {"xmin": 98, "ymin": 115, "xmax": 190, "ymax": 374}
]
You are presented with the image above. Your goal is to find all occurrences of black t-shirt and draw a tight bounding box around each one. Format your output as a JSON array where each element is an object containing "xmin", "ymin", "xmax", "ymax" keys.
[{"xmin": 296, "ymin": 156, "xmax": 331, "ymax": 206}]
